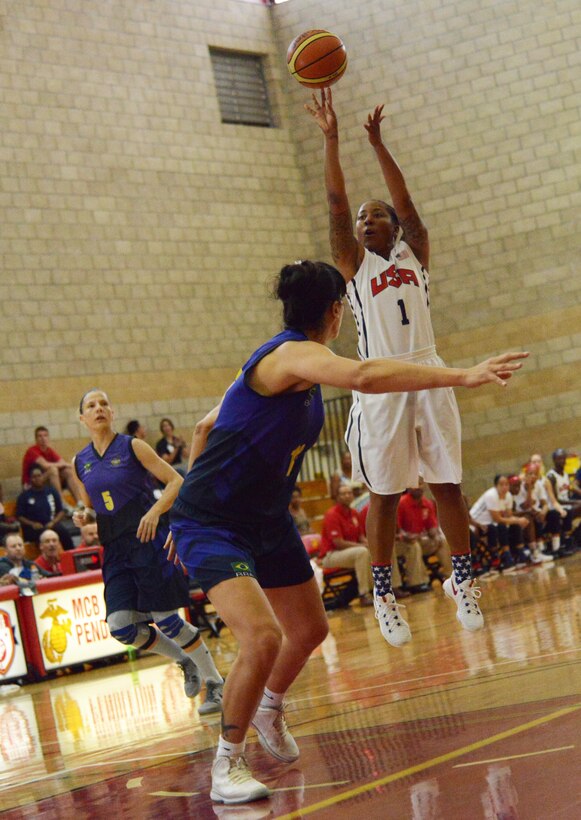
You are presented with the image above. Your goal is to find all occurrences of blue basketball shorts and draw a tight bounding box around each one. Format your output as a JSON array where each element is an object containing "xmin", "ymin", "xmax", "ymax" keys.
[
  {"xmin": 169, "ymin": 512, "xmax": 313, "ymax": 594},
  {"xmin": 103, "ymin": 527, "xmax": 189, "ymax": 617}
]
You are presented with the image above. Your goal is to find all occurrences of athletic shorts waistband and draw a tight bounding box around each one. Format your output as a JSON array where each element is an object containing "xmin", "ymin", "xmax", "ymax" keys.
[{"xmin": 379, "ymin": 345, "xmax": 437, "ymax": 362}]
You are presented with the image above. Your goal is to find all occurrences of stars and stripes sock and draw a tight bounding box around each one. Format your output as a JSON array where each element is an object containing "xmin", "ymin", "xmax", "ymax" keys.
[
  {"xmin": 371, "ymin": 562, "xmax": 392, "ymax": 597},
  {"xmin": 451, "ymin": 552, "xmax": 472, "ymax": 584}
]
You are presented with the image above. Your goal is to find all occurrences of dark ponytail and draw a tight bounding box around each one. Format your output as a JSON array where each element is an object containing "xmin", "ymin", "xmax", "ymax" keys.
[{"xmin": 274, "ymin": 260, "xmax": 346, "ymax": 332}]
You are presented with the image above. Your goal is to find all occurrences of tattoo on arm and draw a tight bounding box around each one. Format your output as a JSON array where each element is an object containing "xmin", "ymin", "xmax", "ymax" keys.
[
  {"xmin": 329, "ymin": 209, "xmax": 356, "ymax": 265},
  {"xmin": 399, "ymin": 212, "xmax": 428, "ymax": 249}
]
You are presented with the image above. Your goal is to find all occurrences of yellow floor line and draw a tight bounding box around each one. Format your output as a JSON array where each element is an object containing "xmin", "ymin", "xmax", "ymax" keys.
[
  {"xmin": 276, "ymin": 703, "xmax": 581, "ymax": 819},
  {"xmin": 453, "ymin": 744, "xmax": 575, "ymax": 767}
]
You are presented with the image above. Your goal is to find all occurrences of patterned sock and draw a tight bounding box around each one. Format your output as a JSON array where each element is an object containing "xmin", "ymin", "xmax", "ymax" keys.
[
  {"xmin": 372, "ymin": 563, "xmax": 392, "ymax": 597},
  {"xmin": 451, "ymin": 553, "xmax": 472, "ymax": 584}
]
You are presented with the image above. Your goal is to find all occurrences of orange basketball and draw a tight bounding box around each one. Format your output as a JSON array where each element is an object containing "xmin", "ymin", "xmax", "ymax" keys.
[{"xmin": 287, "ymin": 30, "xmax": 347, "ymax": 89}]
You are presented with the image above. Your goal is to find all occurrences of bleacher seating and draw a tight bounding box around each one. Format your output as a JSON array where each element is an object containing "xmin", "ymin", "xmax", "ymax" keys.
[
  {"xmin": 302, "ymin": 534, "xmax": 357, "ymax": 609},
  {"xmin": 297, "ymin": 479, "xmax": 333, "ymax": 536}
]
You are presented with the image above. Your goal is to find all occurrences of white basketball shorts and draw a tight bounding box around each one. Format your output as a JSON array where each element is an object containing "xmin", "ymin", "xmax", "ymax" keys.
[{"xmin": 345, "ymin": 350, "xmax": 462, "ymax": 495}]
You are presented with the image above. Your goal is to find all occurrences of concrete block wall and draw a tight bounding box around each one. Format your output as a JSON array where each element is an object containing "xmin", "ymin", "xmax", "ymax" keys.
[
  {"xmin": 0, "ymin": 0, "xmax": 318, "ymax": 494},
  {"xmin": 272, "ymin": 0, "xmax": 581, "ymax": 498},
  {"xmin": 2, "ymin": 0, "xmax": 580, "ymax": 501}
]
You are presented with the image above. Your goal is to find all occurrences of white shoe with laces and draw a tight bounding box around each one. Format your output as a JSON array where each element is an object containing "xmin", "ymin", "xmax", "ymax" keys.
[
  {"xmin": 443, "ymin": 574, "xmax": 484, "ymax": 631},
  {"xmin": 210, "ymin": 754, "xmax": 271, "ymax": 804},
  {"xmin": 373, "ymin": 590, "xmax": 412, "ymax": 647},
  {"xmin": 252, "ymin": 704, "xmax": 299, "ymax": 762}
]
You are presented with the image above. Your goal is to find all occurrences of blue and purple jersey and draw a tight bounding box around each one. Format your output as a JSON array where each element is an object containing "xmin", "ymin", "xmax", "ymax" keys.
[
  {"xmin": 173, "ymin": 329, "xmax": 324, "ymax": 532},
  {"xmin": 75, "ymin": 434, "xmax": 158, "ymax": 546}
]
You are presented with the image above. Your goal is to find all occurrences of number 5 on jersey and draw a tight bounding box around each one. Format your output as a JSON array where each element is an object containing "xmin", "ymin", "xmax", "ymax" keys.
[{"xmin": 101, "ymin": 490, "xmax": 114, "ymax": 511}]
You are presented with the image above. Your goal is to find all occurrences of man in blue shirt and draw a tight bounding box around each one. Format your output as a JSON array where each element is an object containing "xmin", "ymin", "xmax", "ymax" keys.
[{"xmin": 16, "ymin": 464, "xmax": 74, "ymax": 549}]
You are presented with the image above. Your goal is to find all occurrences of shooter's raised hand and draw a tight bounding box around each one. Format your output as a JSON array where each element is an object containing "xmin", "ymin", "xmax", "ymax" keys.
[
  {"xmin": 305, "ymin": 88, "xmax": 338, "ymax": 139},
  {"xmin": 364, "ymin": 104, "xmax": 385, "ymax": 147}
]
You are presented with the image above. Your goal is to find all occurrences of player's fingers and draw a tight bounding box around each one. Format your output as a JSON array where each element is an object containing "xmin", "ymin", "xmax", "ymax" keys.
[
  {"xmin": 494, "ymin": 351, "xmax": 529, "ymax": 363},
  {"xmin": 327, "ymin": 87, "xmax": 333, "ymax": 105},
  {"xmin": 493, "ymin": 361, "xmax": 522, "ymax": 372}
]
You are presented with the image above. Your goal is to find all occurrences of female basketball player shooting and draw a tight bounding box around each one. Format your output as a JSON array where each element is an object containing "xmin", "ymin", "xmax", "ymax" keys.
[
  {"xmin": 166, "ymin": 259, "xmax": 525, "ymax": 805},
  {"xmin": 306, "ymin": 88, "xmax": 491, "ymax": 648}
]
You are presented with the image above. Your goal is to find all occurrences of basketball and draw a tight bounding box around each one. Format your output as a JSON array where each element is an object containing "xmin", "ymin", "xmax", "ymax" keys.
[{"xmin": 287, "ymin": 30, "xmax": 347, "ymax": 89}]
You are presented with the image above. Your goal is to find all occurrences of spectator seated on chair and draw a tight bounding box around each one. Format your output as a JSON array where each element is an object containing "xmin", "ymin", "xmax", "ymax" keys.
[
  {"xmin": 470, "ymin": 475, "xmax": 530, "ymax": 573},
  {"xmin": 301, "ymin": 533, "xmax": 358, "ymax": 610},
  {"xmin": 0, "ymin": 533, "xmax": 51, "ymax": 595},
  {"xmin": 512, "ymin": 468, "xmax": 554, "ymax": 565},
  {"xmin": 397, "ymin": 479, "xmax": 451, "ymax": 587},
  {"xmin": 546, "ymin": 448, "xmax": 581, "ymax": 556},
  {"xmin": 16, "ymin": 465, "xmax": 74, "ymax": 551},
  {"xmin": 320, "ymin": 485, "xmax": 374, "ymax": 606},
  {"xmin": 21, "ymin": 426, "xmax": 82, "ymax": 508},
  {"xmin": 289, "ymin": 485, "xmax": 311, "ymax": 535},
  {"xmin": 34, "ymin": 529, "xmax": 64, "ymax": 576}
]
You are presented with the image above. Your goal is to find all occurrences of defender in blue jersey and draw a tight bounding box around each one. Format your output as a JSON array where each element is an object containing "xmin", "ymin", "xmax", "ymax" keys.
[
  {"xmin": 72, "ymin": 391, "xmax": 224, "ymax": 713},
  {"xmin": 166, "ymin": 259, "xmax": 526, "ymax": 806}
]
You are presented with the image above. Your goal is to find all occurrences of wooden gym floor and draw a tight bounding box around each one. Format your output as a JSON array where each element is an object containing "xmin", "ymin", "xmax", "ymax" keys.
[{"xmin": 1, "ymin": 554, "xmax": 580, "ymax": 819}]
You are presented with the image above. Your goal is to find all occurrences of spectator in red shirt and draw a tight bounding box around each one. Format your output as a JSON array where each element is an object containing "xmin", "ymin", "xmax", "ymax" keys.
[
  {"xmin": 21, "ymin": 426, "xmax": 82, "ymax": 507},
  {"xmin": 321, "ymin": 485, "xmax": 373, "ymax": 606},
  {"xmin": 398, "ymin": 481, "xmax": 452, "ymax": 576},
  {"xmin": 34, "ymin": 529, "xmax": 64, "ymax": 575}
]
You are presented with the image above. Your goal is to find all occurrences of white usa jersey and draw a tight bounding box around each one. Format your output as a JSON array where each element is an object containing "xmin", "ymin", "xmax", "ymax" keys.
[{"xmin": 346, "ymin": 242, "xmax": 434, "ymax": 360}]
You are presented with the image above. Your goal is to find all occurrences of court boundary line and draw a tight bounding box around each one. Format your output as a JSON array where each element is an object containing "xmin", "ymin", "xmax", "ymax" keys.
[
  {"xmin": 453, "ymin": 744, "xmax": 575, "ymax": 767},
  {"xmin": 276, "ymin": 702, "xmax": 581, "ymax": 819}
]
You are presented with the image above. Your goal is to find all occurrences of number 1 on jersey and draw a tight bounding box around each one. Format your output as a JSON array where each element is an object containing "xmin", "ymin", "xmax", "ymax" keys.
[{"xmin": 397, "ymin": 299, "xmax": 410, "ymax": 326}]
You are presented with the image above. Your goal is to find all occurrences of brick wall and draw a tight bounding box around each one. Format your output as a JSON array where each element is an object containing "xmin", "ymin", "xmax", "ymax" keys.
[
  {"xmin": 0, "ymin": 0, "xmax": 317, "ymax": 494},
  {"xmin": 2, "ymin": 0, "xmax": 580, "ymax": 501}
]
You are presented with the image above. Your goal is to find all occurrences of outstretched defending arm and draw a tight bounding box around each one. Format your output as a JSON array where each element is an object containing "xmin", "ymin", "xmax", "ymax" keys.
[
  {"xmin": 306, "ymin": 89, "xmax": 363, "ymax": 281},
  {"xmin": 270, "ymin": 342, "xmax": 528, "ymax": 396},
  {"xmin": 365, "ymin": 105, "xmax": 429, "ymax": 269}
]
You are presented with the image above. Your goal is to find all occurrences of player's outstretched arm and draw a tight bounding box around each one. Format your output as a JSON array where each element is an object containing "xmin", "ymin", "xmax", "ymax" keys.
[
  {"xmin": 365, "ymin": 104, "xmax": 429, "ymax": 268},
  {"xmin": 277, "ymin": 342, "xmax": 528, "ymax": 395},
  {"xmin": 305, "ymin": 89, "xmax": 363, "ymax": 281}
]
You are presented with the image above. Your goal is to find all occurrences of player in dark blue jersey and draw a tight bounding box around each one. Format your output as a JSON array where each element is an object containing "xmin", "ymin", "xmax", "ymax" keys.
[
  {"xmin": 72, "ymin": 391, "xmax": 224, "ymax": 713},
  {"xmin": 167, "ymin": 259, "xmax": 526, "ymax": 806}
]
